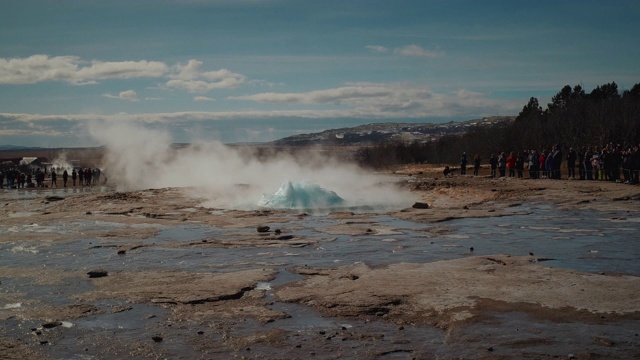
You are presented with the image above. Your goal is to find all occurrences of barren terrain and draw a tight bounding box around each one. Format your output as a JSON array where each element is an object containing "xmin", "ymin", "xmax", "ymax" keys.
[{"xmin": 1, "ymin": 163, "xmax": 639, "ymax": 359}]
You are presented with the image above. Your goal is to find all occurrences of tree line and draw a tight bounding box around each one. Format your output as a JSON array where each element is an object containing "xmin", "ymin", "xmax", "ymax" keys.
[{"xmin": 356, "ymin": 82, "xmax": 640, "ymax": 168}]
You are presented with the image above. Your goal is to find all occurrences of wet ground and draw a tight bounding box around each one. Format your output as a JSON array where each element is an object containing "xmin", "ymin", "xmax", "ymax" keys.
[{"xmin": 1, "ymin": 185, "xmax": 640, "ymax": 359}]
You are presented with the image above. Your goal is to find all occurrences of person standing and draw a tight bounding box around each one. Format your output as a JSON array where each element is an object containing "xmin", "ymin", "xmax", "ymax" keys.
[
  {"xmin": 498, "ymin": 152, "xmax": 507, "ymax": 177},
  {"xmin": 584, "ymin": 147, "xmax": 594, "ymax": 180},
  {"xmin": 528, "ymin": 150, "xmax": 538, "ymax": 179},
  {"xmin": 545, "ymin": 150, "xmax": 554, "ymax": 179},
  {"xmin": 567, "ymin": 147, "xmax": 577, "ymax": 179},
  {"xmin": 473, "ymin": 154, "xmax": 481, "ymax": 176},
  {"xmin": 631, "ymin": 145, "xmax": 640, "ymax": 184},
  {"xmin": 62, "ymin": 169, "xmax": 69, "ymax": 187},
  {"xmin": 85, "ymin": 168, "xmax": 92, "ymax": 186},
  {"xmin": 577, "ymin": 147, "xmax": 586, "ymax": 180},
  {"xmin": 551, "ymin": 145, "xmax": 563, "ymax": 179},
  {"xmin": 460, "ymin": 152, "xmax": 468, "ymax": 175},
  {"xmin": 72, "ymin": 169, "xmax": 77, "ymax": 186},
  {"xmin": 489, "ymin": 153, "xmax": 497, "ymax": 178},
  {"xmin": 591, "ymin": 147, "xmax": 601, "ymax": 180},
  {"xmin": 51, "ymin": 169, "xmax": 57, "ymax": 188},
  {"xmin": 6, "ymin": 170, "xmax": 15, "ymax": 188},
  {"xmin": 506, "ymin": 152, "xmax": 516, "ymax": 177},
  {"xmin": 515, "ymin": 152, "xmax": 525, "ymax": 178},
  {"xmin": 539, "ymin": 151, "xmax": 547, "ymax": 178}
]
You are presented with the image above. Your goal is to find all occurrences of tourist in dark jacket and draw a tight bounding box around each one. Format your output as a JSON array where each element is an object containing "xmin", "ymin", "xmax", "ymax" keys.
[
  {"xmin": 460, "ymin": 152, "xmax": 468, "ymax": 175},
  {"xmin": 62, "ymin": 170, "xmax": 69, "ymax": 187},
  {"xmin": 473, "ymin": 154, "xmax": 481, "ymax": 176},
  {"xmin": 515, "ymin": 152, "xmax": 525, "ymax": 178},
  {"xmin": 584, "ymin": 147, "xmax": 594, "ymax": 180},
  {"xmin": 489, "ymin": 153, "xmax": 497, "ymax": 178}
]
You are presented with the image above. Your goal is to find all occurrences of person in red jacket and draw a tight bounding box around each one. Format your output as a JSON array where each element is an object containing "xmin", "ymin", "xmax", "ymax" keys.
[{"xmin": 506, "ymin": 152, "xmax": 516, "ymax": 177}]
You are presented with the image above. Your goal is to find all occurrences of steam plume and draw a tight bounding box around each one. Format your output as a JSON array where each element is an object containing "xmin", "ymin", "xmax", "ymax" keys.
[{"xmin": 89, "ymin": 121, "xmax": 414, "ymax": 211}]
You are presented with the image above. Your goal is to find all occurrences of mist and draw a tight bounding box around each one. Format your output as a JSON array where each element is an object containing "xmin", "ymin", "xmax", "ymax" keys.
[
  {"xmin": 88, "ymin": 122, "xmax": 414, "ymax": 211},
  {"xmin": 50, "ymin": 152, "xmax": 73, "ymax": 170}
]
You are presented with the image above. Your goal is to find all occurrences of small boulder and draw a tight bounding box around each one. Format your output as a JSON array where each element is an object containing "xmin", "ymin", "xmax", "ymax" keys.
[
  {"xmin": 45, "ymin": 196, "xmax": 65, "ymax": 202},
  {"xmin": 257, "ymin": 225, "xmax": 270, "ymax": 233},
  {"xmin": 412, "ymin": 202, "xmax": 430, "ymax": 209},
  {"xmin": 42, "ymin": 321, "xmax": 63, "ymax": 329},
  {"xmin": 87, "ymin": 269, "xmax": 109, "ymax": 278}
]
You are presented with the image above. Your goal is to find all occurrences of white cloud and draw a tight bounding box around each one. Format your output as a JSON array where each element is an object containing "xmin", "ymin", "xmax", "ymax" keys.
[
  {"xmin": 364, "ymin": 45, "xmax": 442, "ymax": 58},
  {"xmin": 229, "ymin": 82, "xmax": 431, "ymax": 107},
  {"xmin": 166, "ymin": 59, "xmax": 247, "ymax": 93},
  {"xmin": 0, "ymin": 55, "xmax": 169, "ymax": 85},
  {"xmin": 0, "ymin": 55, "xmax": 245, "ymax": 93},
  {"xmin": 0, "ymin": 55, "xmax": 80, "ymax": 85},
  {"xmin": 0, "ymin": 82, "xmax": 521, "ymax": 132},
  {"xmin": 394, "ymin": 45, "xmax": 444, "ymax": 58},
  {"xmin": 194, "ymin": 96, "xmax": 216, "ymax": 102},
  {"xmin": 366, "ymin": 45, "xmax": 388, "ymax": 53},
  {"xmin": 119, "ymin": 90, "xmax": 139, "ymax": 101},
  {"xmin": 228, "ymin": 82, "xmax": 519, "ymax": 118},
  {"xmin": 0, "ymin": 83, "xmax": 523, "ymax": 135},
  {"xmin": 75, "ymin": 60, "xmax": 168, "ymax": 82},
  {"xmin": 0, "ymin": 89, "xmax": 522, "ymax": 146},
  {"xmin": 0, "ymin": 91, "xmax": 517, "ymax": 146},
  {"xmin": 103, "ymin": 90, "xmax": 139, "ymax": 101}
]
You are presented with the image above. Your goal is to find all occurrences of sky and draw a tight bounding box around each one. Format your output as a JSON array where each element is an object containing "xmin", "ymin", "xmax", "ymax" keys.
[{"xmin": 1, "ymin": 0, "xmax": 639, "ymax": 147}]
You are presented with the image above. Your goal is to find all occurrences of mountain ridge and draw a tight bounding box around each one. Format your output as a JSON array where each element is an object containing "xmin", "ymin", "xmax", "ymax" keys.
[{"xmin": 270, "ymin": 116, "xmax": 515, "ymax": 146}]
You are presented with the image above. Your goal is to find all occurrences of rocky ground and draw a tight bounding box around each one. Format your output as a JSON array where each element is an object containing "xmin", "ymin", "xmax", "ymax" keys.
[{"xmin": 1, "ymin": 165, "xmax": 639, "ymax": 359}]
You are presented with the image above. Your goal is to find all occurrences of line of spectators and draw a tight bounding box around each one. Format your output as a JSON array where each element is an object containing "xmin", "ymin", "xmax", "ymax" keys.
[
  {"xmin": 0, "ymin": 167, "xmax": 104, "ymax": 189},
  {"xmin": 459, "ymin": 143, "xmax": 640, "ymax": 184}
]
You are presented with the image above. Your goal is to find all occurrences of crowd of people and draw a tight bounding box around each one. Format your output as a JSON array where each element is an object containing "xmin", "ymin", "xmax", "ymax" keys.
[
  {"xmin": 0, "ymin": 167, "xmax": 104, "ymax": 189},
  {"xmin": 456, "ymin": 143, "xmax": 640, "ymax": 184}
]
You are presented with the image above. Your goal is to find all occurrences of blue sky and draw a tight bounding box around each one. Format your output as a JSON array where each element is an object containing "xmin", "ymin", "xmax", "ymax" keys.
[{"xmin": 1, "ymin": 0, "xmax": 638, "ymax": 147}]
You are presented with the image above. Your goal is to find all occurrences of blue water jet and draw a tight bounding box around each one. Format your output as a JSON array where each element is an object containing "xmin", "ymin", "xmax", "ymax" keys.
[{"xmin": 258, "ymin": 181, "xmax": 345, "ymax": 209}]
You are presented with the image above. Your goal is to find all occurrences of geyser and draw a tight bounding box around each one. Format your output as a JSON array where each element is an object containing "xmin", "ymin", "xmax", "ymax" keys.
[{"xmin": 258, "ymin": 181, "xmax": 345, "ymax": 209}]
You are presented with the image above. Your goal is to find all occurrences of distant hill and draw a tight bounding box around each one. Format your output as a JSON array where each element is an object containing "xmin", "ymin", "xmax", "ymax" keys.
[
  {"xmin": 0, "ymin": 145, "xmax": 43, "ymax": 151},
  {"xmin": 0, "ymin": 116, "xmax": 517, "ymax": 151},
  {"xmin": 271, "ymin": 116, "xmax": 515, "ymax": 146}
]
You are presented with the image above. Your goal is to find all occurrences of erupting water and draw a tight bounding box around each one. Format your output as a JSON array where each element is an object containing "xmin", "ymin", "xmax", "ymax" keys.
[{"xmin": 258, "ymin": 181, "xmax": 345, "ymax": 209}]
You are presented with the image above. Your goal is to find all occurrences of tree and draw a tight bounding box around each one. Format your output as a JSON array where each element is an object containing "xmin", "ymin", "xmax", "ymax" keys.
[
  {"xmin": 548, "ymin": 85, "xmax": 573, "ymax": 112},
  {"xmin": 589, "ymin": 82, "xmax": 620, "ymax": 101},
  {"xmin": 623, "ymin": 83, "xmax": 640, "ymax": 99},
  {"xmin": 517, "ymin": 97, "xmax": 543, "ymax": 121},
  {"xmin": 355, "ymin": 81, "xmax": 640, "ymax": 169}
]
